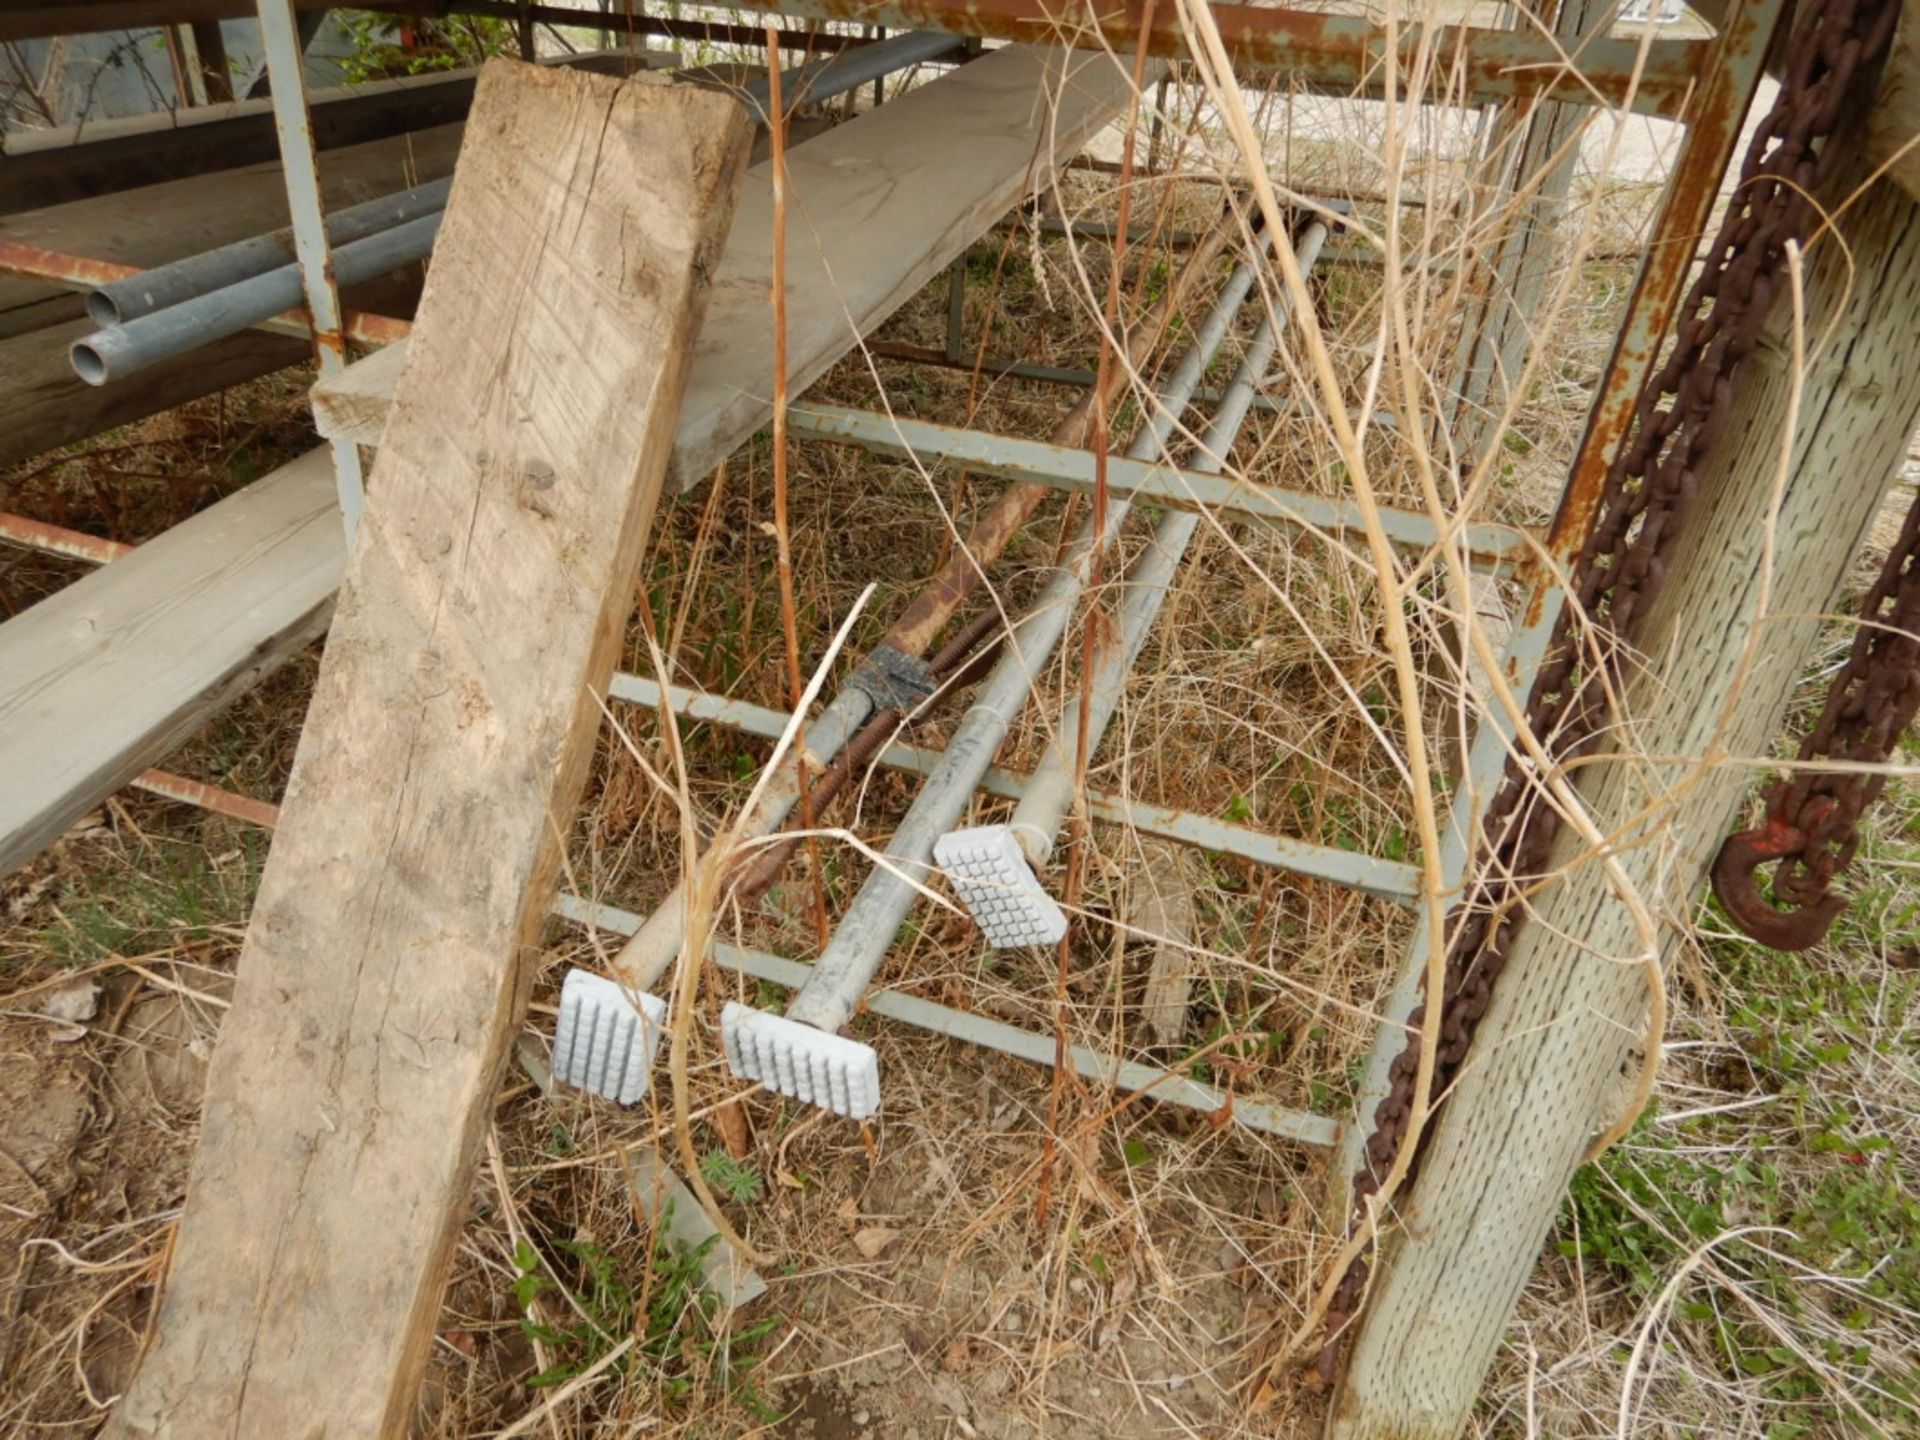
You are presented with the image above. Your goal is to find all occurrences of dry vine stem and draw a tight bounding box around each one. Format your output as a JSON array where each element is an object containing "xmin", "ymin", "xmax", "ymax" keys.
[
  {"xmin": 764, "ymin": 31, "xmax": 831, "ymax": 952},
  {"xmin": 1038, "ymin": 0, "xmax": 1159, "ymax": 1229},
  {"xmin": 1171, "ymin": 0, "xmax": 1453, "ymax": 1379}
]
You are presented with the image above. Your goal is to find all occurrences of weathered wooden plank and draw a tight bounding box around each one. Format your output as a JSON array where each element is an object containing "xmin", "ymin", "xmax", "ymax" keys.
[
  {"xmin": 0, "ymin": 51, "xmax": 651, "ymax": 215},
  {"xmin": 0, "ymin": 267, "xmax": 423, "ymax": 469},
  {"xmin": 103, "ymin": 61, "xmax": 750, "ymax": 1439},
  {"xmin": 0, "ymin": 449, "xmax": 340, "ymax": 879},
  {"xmin": 1333, "ymin": 161, "xmax": 1920, "ymax": 1440},
  {"xmin": 310, "ymin": 44, "xmax": 1136, "ymax": 490}
]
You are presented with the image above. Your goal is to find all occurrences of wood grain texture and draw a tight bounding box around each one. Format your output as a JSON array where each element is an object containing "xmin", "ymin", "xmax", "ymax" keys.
[
  {"xmin": 310, "ymin": 44, "xmax": 1136, "ymax": 489},
  {"xmin": 0, "ymin": 51, "xmax": 650, "ymax": 214},
  {"xmin": 1868, "ymin": 0, "xmax": 1920, "ymax": 201},
  {"xmin": 103, "ymin": 60, "xmax": 750, "ymax": 1439},
  {"xmin": 1332, "ymin": 167, "xmax": 1920, "ymax": 1439},
  {"xmin": 0, "ymin": 448, "xmax": 340, "ymax": 879}
]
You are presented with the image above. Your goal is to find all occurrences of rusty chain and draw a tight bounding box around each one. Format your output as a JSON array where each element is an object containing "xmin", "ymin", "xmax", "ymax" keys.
[
  {"xmin": 1311, "ymin": 0, "xmax": 1903, "ymax": 1384},
  {"xmin": 1712, "ymin": 491, "xmax": 1920, "ymax": 947}
]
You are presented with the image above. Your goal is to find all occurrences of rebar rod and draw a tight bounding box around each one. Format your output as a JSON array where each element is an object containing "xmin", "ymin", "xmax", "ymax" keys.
[
  {"xmin": 598, "ymin": 216, "xmax": 1242, "ymax": 993},
  {"xmin": 88, "ymin": 176, "xmax": 451, "ymax": 325},
  {"xmin": 1009, "ymin": 220, "xmax": 1327, "ymax": 867},
  {"xmin": 785, "ymin": 244, "xmax": 1269, "ymax": 1036},
  {"xmin": 72, "ymin": 212, "xmax": 440, "ymax": 385}
]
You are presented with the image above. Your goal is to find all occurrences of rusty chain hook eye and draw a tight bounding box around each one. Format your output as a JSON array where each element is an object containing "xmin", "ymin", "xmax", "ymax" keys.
[{"xmin": 1710, "ymin": 820, "xmax": 1847, "ymax": 952}]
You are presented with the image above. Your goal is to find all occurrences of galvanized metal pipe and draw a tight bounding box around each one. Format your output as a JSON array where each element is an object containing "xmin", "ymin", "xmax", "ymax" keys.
[
  {"xmin": 553, "ymin": 890, "xmax": 1340, "ymax": 1146},
  {"xmin": 598, "ymin": 218, "xmax": 1248, "ymax": 993},
  {"xmin": 785, "ymin": 246, "xmax": 1268, "ymax": 1036},
  {"xmin": 88, "ymin": 176, "xmax": 451, "ymax": 325},
  {"xmin": 739, "ymin": 29, "xmax": 962, "ymax": 119},
  {"xmin": 1009, "ymin": 220, "xmax": 1327, "ymax": 869},
  {"xmin": 71, "ymin": 211, "xmax": 439, "ymax": 386}
]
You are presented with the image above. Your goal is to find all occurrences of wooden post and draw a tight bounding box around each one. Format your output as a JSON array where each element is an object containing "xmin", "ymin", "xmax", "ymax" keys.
[
  {"xmin": 103, "ymin": 61, "xmax": 749, "ymax": 1438},
  {"xmin": 1331, "ymin": 162, "xmax": 1920, "ymax": 1438}
]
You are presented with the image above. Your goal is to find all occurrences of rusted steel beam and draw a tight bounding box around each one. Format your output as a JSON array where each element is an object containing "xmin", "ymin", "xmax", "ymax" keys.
[
  {"xmin": 0, "ymin": 240, "xmax": 411, "ymax": 348},
  {"xmin": 0, "ymin": 0, "xmax": 849, "ymax": 51},
  {"xmin": 0, "ymin": 513, "xmax": 132, "ymax": 565},
  {"xmin": 1545, "ymin": 0, "xmax": 1786, "ymax": 561},
  {"xmin": 754, "ymin": 0, "xmax": 1706, "ymax": 116},
  {"xmin": 130, "ymin": 769, "xmax": 282, "ymax": 827},
  {"xmin": 0, "ymin": 1, "xmax": 1701, "ymax": 112}
]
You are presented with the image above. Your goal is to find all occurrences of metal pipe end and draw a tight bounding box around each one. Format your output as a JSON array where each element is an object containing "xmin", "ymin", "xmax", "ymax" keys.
[
  {"xmin": 70, "ymin": 337, "xmax": 111, "ymax": 387},
  {"xmin": 85, "ymin": 291, "xmax": 122, "ymax": 326}
]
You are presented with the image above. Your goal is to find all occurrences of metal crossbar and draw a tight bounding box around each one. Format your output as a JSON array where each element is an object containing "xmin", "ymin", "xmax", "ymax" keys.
[
  {"xmin": 786, "ymin": 403, "xmax": 1524, "ymax": 568},
  {"xmin": 549, "ymin": 892, "xmax": 1341, "ymax": 1147}
]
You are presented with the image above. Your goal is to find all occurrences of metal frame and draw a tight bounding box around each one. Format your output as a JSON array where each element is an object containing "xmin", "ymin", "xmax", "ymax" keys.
[
  {"xmin": 1, "ymin": 0, "xmax": 1790, "ymax": 1307},
  {"xmin": 255, "ymin": 0, "xmax": 367, "ymax": 539}
]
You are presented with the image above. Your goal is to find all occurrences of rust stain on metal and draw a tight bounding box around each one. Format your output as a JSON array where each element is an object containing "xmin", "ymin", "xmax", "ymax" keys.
[
  {"xmin": 0, "ymin": 511, "xmax": 131, "ymax": 565},
  {"xmin": 778, "ymin": 0, "xmax": 1700, "ymax": 113},
  {"xmin": 132, "ymin": 769, "xmax": 282, "ymax": 828},
  {"xmin": 0, "ymin": 240, "xmax": 139, "ymax": 287},
  {"xmin": 1547, "ymin": 0, "xmax": 1769, "ymax": 560}
]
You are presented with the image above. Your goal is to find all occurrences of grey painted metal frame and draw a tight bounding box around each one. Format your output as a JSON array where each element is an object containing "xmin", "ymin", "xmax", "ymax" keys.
[
  {"xmin": 782, "ymin": 248, "xmax": 1265, "ymax": 1036},
  {"xmin": 786, "ymin": 403, "xmax": 1520, "ymax": 566},
  {"xmin": 256, "ymin": 0, "xmax": 366, "ymax": 539},
  {"xmin": 1009, "ymin": 221, "xmax": 1325, "ymax": 869},
  {"xmin": 607, "ymin": 671, "xmax": 1420, "ymax": 902},
  {"xmin": 551, "ymin": 891, "xmax": 1341, "ymax": 1148}
]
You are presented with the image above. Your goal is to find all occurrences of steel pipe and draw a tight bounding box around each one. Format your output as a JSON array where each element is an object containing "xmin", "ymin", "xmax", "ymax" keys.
[
  {"xmin": 72, "ymin": 212, "xmax": 439, "ymax": 386},
  {"xmin": 89, "ymin": 177, "xmax": 451, "ymax": 325},
  {"xmin": 739, "ymin": 29, "xmax": 962, "ymax": 118},
  {"xmin": 785, "ymin": 241, "xmax": 1270, "ymax": 1036},
  {"xmin": 1010, "ymin": 221, "xmax": 1325, "ymax": 868}
]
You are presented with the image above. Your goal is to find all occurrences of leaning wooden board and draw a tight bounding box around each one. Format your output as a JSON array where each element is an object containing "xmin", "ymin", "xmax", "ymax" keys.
[
  {"xmin": 311, "ymin": 44, "xmax": 1138, "ymax": 490},
  {"xmin": 104, "ymin": 62, "xmax": 750, "ymax": 1438},
  {"xmin": 0, "ymin": 448, "xmax": 338, "ymax": 879}
]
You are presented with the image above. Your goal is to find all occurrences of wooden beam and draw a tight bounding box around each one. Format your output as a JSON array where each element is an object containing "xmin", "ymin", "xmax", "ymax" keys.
[
  {"xmin": 0, "ymin": 124, "xmax": 462, "ymax": 339},
  {"xmin": 1332, "ymin": 160, "xmax": 1920, "ymax": 1439},
  {"xmin": 1867, "ymin": 0, "xmax": 1920, "ymax": 201},
  {"xmin": 0, "ymin": 449, "xmax": 341, "ymax": 879},
  {"xmin": 0, "ymin": 318, "xmax": 306, "ymax": 469},
  {"xmin": 0, "ymin": 51, "xmax": 648, "ymax": 215},
  {"xmin": 103, "ymin": 61, "xmax": 751, "ymax": 1438},
  {"xmin": 0, "ymin": 268, "xmax": 423, "ymax": 469},
  {"xmin": 311, "ymin": 43, "xmax": 1136, "ymax": 490}
]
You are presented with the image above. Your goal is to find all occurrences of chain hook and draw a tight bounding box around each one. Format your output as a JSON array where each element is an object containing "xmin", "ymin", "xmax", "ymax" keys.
[{"xmin": 1709, "ymin": 810, "xmax": 1846, "ymax": 952}]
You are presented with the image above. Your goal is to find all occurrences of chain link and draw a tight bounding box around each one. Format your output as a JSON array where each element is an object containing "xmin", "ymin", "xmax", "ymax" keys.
[
  {"xmin": 1712, "ymin": 491, "xmax": 1920, "ymax": 947},
  {"xmin": 1312, "ymin": 0, "xmax": 1903, "ymax": 1384}
]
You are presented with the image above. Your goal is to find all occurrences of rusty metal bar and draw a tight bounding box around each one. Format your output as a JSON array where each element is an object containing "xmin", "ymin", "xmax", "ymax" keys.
[
  {"xmin": 0, "ymin": 513, "xmax": 132, "ymax": 565},
  {"xmin": 0, "ymin": 1, "xmax": 849, "ymax": 50},
  {"xmin": 751, "ymin": 0, "xmax": 1705, "ymax": 116},
  {"xmin": 0, "ymin": 240, "xmax": 411, "ymax": 348},
  {"xmin": 131, "ymin": 770, "xmax": 282, "ymax": 827},
  {"xmin": 1546, "ymin": 0, "xmax": 1788, "ymax": 560}
]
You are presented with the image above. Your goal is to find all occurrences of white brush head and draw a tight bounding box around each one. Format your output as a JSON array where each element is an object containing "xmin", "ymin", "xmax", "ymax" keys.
[
  {"xmin": 933, "ymin": 825, "xmax": 1068, "ymax": 949},
  {"xmin": 721, "ymin": 1003, "xmax": 880, "ymax": 1119},
  {"xmin": 553, "ymin": 969, "xmax": 668, "ymax": 1104}
]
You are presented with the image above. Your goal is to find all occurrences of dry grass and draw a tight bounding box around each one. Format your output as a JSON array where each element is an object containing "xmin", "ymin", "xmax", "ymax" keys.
[{"xmin": 2, "ymin": 20, "xmax": 1918, "ymax": 1440}]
